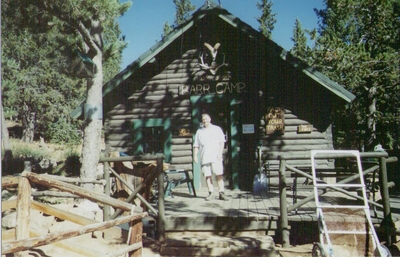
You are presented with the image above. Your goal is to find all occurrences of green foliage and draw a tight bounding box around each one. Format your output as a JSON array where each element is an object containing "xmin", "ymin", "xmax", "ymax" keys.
[
  {"xmin": 9, "ymin": 139, "xmax": 52, "ymax": 160},
  {"xmin": 290, "ymin": 19, "xmax": 316, "ymax": 64},
  {"xmin": 45, "ymin": 118, "xmax": 82, "ymax": 144},
  {"xmin": 292, "ymin": 0, "xmax": 400, "ymax": 150},
  {"xmin": 256, "ymin": 0, "xmax": 276, "ymax": 38},
  {"xmin": 1, "ymin": 0, "xmax": 129, "ymax": 144},
  {"xmin": 173, "ymin": 0, "xmax": 196, "ymax": 26},
  {"xmin": 1, "ymin": 0, "xmax": 86, "ymax": 142},
  {"xmin": 163, "ymin": 0, "xmax": 195, "ymax": 38}
]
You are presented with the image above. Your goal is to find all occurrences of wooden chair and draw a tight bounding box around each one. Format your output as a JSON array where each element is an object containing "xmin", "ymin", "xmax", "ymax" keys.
[{"xmin": 164, "ymin": 170, "xmax": 196, "ymax": 198}]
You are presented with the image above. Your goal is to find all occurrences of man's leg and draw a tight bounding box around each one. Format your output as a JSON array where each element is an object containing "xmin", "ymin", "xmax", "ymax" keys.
[
  {"xmin": 202, "ymin": 164, "xmax": 214, "ymax": 200},
  {"xmin": 206, "ymin": 176, "xmax": 214, "ymax": 192},
  {"xmin": 212, "ymin": 162, "xmax": 229, "ymax": 200}
]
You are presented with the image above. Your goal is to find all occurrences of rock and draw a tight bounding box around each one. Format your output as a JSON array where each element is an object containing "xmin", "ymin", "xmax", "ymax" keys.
[
  {"xmin": 2, "ymin": 211, "xmax": 17, "ymax": 229},
  {"xmin": 70, "ymin": 199, "xmax": 101, "ymax": 220},
  {"xmin": 30, "ymin": 209, "xmax": 55, "ymax": 234},
  {"xmin": 38, "ymin": 158, "xmax": 57, "ymax": 169}
]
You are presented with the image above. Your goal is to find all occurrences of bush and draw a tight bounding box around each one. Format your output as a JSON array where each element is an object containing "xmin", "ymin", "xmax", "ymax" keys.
[
  {"xmin": 44, "ymin": 118, "xmax": 82, "ymax": 145},
  {"xmin": 63, "ymin": 148, "xmax": 81, "ymax": 177}
]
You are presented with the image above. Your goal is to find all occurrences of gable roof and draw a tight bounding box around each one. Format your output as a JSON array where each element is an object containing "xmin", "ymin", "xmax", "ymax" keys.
[{"xmin": 71, "ymin": 2, "xmax": 355, "ymax": 119}]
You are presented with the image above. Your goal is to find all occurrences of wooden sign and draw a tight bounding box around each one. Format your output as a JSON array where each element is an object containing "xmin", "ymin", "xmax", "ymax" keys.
[
  {"xmin": 178, "ymin": 128, "xmax": 192, "ymax": 137},
  {"xmin": 265, "ymin": 107, "xmax": 285, "ymax": 135},
  {"xmin": 297, "ymin": 124, "xmax": 313, "ymax": 133}
]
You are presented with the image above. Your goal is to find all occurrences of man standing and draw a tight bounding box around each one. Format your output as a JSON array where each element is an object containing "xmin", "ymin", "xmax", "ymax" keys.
[{"xmin": 193, "ymin": 113, "xmax": 228, "ymax": 201}]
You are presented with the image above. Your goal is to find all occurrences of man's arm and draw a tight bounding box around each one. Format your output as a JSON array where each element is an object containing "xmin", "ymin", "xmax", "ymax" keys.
[
  {"xmin": 193, "ymin": 146, "xmax": 199, "ymax": 163},
  {"xmin": 217, "ymin": 142, "xmax": 224, "ymax": 161}
]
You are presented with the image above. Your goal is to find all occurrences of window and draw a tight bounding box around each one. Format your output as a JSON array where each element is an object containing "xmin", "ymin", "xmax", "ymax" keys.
[
  {"xmin": 142, "ymin": 126, "xmax": 164, "ymax": 155},
  {"xmin": 132, "ymin": 118, "xmax": 171, "ymax": 162}
]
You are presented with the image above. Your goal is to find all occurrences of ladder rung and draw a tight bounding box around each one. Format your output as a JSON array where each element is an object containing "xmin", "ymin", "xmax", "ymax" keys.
[
  {"xmin": 324, "ymin": 230, "xmax": 373, "ymax": 235},
  {"xmin": 316, "ymin": 205, "xmax": 368, "ymax": 209},
  {"xmin": 314, "ymin": 183, "xmax": 364, "ymax": 187}
]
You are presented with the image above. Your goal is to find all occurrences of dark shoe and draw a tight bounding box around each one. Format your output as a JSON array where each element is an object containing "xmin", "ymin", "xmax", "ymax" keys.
[
  {"xmin": 219, "ymin": 192, "xmax": 229, "ymax": 201},
  {"xmin": 205, "ymin": 192, "xmax": 214, "ymax": 201}
]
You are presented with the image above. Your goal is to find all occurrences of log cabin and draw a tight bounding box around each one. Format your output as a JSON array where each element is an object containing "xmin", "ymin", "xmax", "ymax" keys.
[{"xmin": 72, "ymin": 2, "xmax": 355, "ymax": 190}]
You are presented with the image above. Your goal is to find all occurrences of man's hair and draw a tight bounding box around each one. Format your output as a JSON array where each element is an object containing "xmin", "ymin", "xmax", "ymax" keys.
[{"xmin": 201, "ymin": 113, "xmax": 211, "ymax": 119}]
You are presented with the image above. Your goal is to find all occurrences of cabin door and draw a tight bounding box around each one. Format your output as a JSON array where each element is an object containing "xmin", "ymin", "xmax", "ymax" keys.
[{"xmin": 191, "ymin": 95, "xmax": 238, "ymax": 189}]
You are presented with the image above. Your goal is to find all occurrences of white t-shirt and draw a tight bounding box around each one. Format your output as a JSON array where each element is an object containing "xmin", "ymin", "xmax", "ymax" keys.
[{"xmin": 194, "ymin": 124, "xmax": 225, "ymax": 165}]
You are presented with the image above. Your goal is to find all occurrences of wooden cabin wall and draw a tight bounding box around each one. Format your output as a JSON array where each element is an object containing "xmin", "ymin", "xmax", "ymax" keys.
[{"xmin": 105, "ymin": 49, "xmax": 200, "ymax": 172}]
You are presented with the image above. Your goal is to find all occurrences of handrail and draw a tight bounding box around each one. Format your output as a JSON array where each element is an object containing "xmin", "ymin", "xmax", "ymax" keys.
[
  {"xmin": 278, "ymin": 151, "xmax": 397, "ymax": 248},
  {"xmin": 99, "ymin": 153, "xmax": 166, "ymax": 241}
]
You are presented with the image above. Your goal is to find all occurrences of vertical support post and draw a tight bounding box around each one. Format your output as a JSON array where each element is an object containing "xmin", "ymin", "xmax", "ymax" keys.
[
  {"xmin": 379, "ymin": 156, "xmax": 394, "ymax": 245},
  {"xmin": 16, "ymin": 164, "xmax": 32, "ymax": 257},
  {"xmin": 157, "ymin": 156, "xmax": 166, "ymax": 242},
  {"xmin": 128, "ymin": 219, "xmax": 143, "ymax": 257},
  {"xmin": 102, "ymin": 151, "xmax": 111, "ymax": 222},
  {"xmin": 279, "ymin": 158, "xmax": 290, "ymax": 248}
]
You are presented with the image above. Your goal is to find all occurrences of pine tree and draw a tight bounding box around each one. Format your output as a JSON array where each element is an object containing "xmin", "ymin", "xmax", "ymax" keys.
[
  {"xmin": 1, "ymin": 0, "xmax": 131, "ymax": 185},
  {"xmin": 1, "ymin": 0, "xmax": 86, "ymax": 143},
  {"xmin": 290, "ymin": 19, "xmax": 310, "ymax": 63},
  {"xmin": 310, "ymin": 0, "xmax": 400, "ymax": 150},
  {"xmin": 256, "ymin": 0, "xmax": 277, "ymax": 38},
  {"xmin": 163, "ymin": 0, "xmax": 196, "ymax": 38}
]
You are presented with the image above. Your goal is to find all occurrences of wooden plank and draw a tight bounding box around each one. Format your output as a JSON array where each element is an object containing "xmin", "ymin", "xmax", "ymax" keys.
[
  {"xmin": 2, "ymin": 176, "xmax": 19, "ymax": 187},
  {"xmin": 2, "ymin": 228, "xmax": 15, "ymax": 241},
  {"xmin": 24, "ymin": 172, "xmax": 141, "ymax": 213},
  {"xmin": 105, "ymin": 242, "xmax": 142, "ymax": 257},
  {"xmin": 15, "ymin": 176, "xmax": 31, "ymax": 257},
  {"xmin": 31, "ymin": 201, "xmax": 122, "ymax": 235},
  {"xmin": 2, "ymin": 212, "xmax": 147, "ymax": 255},
  {"xmin": 29, "ymin": 229, "xmax": 106, "ymax": 257},
  {"xmin": 128, "ymin": 220, "xmax": 143, "ymax": 257},
  {"xmin": 2, "ymin": 199, "xmax": 17, "ymax": 211}
]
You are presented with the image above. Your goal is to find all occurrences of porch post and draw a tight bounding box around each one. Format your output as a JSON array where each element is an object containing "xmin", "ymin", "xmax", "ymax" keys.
[
  {"xmin": 279, "ymin": 157, "xmax": 290, "ymax": 248},
  {"xmin": 379, "ymin": 156, "xmax": 394, "ymax": 245}
]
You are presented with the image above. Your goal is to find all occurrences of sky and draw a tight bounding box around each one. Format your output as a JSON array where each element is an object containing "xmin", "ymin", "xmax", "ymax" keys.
[{"xmin": 118, "ymin": 0, "xmax": 325, "ymax": 70}]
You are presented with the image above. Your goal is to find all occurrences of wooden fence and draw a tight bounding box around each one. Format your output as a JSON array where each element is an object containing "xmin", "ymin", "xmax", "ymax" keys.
[
  {"xmin": 1, "ymin": 165, "xmax": 147, "ymax": 257},
  {"xmin": 99, "ymin": 153, "xmax": 167, "ymax": 241}
]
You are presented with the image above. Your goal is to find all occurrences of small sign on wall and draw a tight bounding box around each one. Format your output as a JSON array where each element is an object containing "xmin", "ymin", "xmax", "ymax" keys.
[
  {"xmin": 178, "ymin": 128, "xmax": 192, "ymax": 136},
  {"xmin": 265, "ymin": 107, "xmax": 285, "ymax": 135},
  {"xmin": 297, "ymin": 124, "xmax": 313, "ymax": 133},
  {"xmin": 242, "ymin": 124, "xmax": 255, "ymax": 134}
]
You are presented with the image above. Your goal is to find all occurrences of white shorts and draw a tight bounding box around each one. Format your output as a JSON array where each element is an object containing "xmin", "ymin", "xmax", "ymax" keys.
[{"xmin": 201, "ymin": 162, "xmax": 223, "ymax": 177}]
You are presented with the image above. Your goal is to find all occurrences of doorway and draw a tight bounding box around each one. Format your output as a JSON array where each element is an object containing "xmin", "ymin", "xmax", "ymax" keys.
[{"xmin": 191, "ymin": 95, "xmax": 238, "ymax": 189}]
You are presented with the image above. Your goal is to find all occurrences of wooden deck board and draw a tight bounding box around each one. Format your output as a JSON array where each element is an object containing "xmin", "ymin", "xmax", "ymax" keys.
[{"xmin": 157, "ymin": 184, "xmax": 400, "ymax": 235}]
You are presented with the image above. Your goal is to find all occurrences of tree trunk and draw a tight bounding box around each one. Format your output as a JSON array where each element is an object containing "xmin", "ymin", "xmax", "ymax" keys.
[
  {"xmin": 366, "ymin": 87, "xmax": 377, "ymax": 150},
  {"xmin": 80, "ymin": 21, "xmax": 104, "ymax": 191},
  {"xmin": 1, "ymin": 104, "xmax": 13, "ymax": 174},
  {"xmin": 21, "ymin": 103, "xmax": 35, "ymax": 143}
]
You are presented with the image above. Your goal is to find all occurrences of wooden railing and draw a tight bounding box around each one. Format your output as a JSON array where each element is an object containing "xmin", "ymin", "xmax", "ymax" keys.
[
  {"xmin": 1, "ymin": 164, "xmax": 146, "ymax": 257},
  {"xmin": 99, "ymin": 153, "xmax": 166, "ymax": 241},
  {"xmin": 277, "ymin": 151, "xmax": 398, "ymax": 248}
]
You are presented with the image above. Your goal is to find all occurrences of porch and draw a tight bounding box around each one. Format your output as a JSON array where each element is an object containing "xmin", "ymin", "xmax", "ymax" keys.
[{"xmin": 153, "ymin": 183, "xmax": 400, "ymax": 246}]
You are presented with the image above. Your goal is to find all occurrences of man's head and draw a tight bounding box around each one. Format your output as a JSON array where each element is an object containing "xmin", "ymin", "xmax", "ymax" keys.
[{"xmin": 201, "ymin": 113, "xmax": 212, "ymax": 128}]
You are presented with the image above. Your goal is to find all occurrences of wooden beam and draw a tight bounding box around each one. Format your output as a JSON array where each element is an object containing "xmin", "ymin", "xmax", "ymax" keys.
[
  {"xmin": 23, "ymin": 172, "xmax": 142, "ymax": 213},
  {"xmin": 2, "ymin": 228, "xmax": 15, "ymax": 240},
  {"xmin": 2, "ymin": 176, "xmax": 19, "ymax": 187},
  {"xmin": 31, "ymin": 200, "xmax": 122, "ymax": 235},
  {"xmin": 15, "ymin": 176, "xmax": 31, "ymax": 257},
  {"xmin": 105, "ymin": 242, "xmax": 142, "ymax": 257},
  {"xmin": 30, "ymin": 229, "xmax": 106, "ymax": 257},
  {"xmin": 2, "ymin": 212, "xmax": 148, "ymax": 254},
  {"xmin": 31, "ymin": 190, "xmax": 78, "ymax": 198},
  {"xmin": 44, "ymin": 174, "xmax": 106, "ymax": 185},
  {"xmin": 2, "ymin": 199, "xmax": 17, "ymax": 211},
  {"xmin": 128, "ymin": 220, "xmax": 143, "ymax": 257}
]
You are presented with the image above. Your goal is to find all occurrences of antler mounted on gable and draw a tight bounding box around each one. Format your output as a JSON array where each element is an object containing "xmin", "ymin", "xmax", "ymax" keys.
[{"xmin": 198, "ymin": 42, "xmax": 228, "ymax": 75}]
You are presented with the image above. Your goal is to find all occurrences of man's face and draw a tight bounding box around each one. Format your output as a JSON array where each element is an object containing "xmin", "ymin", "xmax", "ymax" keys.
[{"xmin": 202, "ymin": 115, "xmax": 211, "ymax": 127}]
